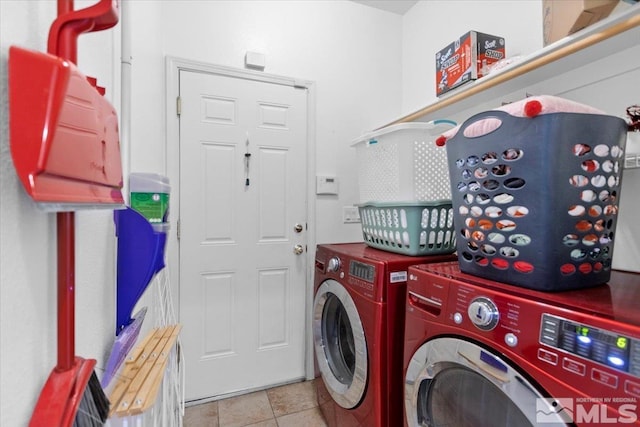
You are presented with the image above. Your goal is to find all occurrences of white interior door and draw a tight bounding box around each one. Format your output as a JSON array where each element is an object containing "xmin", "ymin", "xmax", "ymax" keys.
[{"xmin": 178, "ymin": 69, "xmax": 308, "ymax": 402}]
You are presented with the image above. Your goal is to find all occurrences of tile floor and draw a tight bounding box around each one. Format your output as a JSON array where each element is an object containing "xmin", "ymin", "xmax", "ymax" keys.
[{"xmin": 183, "ymin": 379, "xmax": 328, "ymax": 427}]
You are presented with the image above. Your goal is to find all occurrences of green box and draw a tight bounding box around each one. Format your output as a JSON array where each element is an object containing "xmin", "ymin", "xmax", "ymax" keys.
[{"xmin": 130, "ymin": 192, "xmax": 169, "ymax": 224}]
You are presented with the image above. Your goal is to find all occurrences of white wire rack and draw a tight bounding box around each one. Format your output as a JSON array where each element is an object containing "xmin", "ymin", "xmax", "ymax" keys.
[{"xmin": 106, "ymin": 267, "xmax": 184, "ymax": 427}]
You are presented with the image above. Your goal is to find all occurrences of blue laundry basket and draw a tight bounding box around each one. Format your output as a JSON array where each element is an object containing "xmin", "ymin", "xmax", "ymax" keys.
[{"xmin": 445, "ymin": 110, "xmax": 627, "ymax": 291}]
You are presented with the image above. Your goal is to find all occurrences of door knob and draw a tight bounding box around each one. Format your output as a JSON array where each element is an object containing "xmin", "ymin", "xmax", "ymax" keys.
[
  {"xmin": 293, "ymin": 244, "xmax": 304, "ymax": 255},
  {"xmin": 294, "ymin": 223, "xmax": 304, "ymax": 233}
]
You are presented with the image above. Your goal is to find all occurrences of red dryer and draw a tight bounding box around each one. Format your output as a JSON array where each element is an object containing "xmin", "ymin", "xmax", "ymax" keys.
[
  {"xmin": 403, "ymin": 261, "xmax": 640, "ymax": 427},
  {"xmin": 313, "ymin": 243, "xmax": 455, "ymax": 427}
]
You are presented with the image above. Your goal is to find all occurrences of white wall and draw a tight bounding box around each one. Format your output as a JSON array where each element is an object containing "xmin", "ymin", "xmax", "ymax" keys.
[
  {"xmin": 0, "ymin": 1, "xmax": 119, "ymax": 425},
  {"xmin": 127, "ymin": 0, "xmax": 404, "ymax": 245},
  {"xmin": 402, "ymin": 0, "xmax": 544, "ymax": 116}
]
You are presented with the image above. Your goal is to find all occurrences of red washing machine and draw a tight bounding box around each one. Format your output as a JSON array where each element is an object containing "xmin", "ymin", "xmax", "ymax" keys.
[
  {"xmin": 313, "ymin": 243, "xmax": 456, "ymax": 427},
  {"xmin": 403, "ymin": 261, "xmax": 640, "ymax": 427}
]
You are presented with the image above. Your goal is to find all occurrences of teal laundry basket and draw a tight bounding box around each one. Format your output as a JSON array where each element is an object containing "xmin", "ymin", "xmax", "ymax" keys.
[{"xmin": 358, "ymin": 201, "xmax": 456, "ymax": 256}]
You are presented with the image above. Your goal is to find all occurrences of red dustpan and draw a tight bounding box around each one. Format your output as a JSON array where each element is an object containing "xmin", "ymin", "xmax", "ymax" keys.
[
  {"xmin": 8, "ymin": 46, "xmax": 124, "ymax": 210},
  {"xmin": 9, "ymin": 0, "xmax": 123, "ymax": 210},
  {"xmin": 9, "ymin": 0, "xmax": 123, "ymax": 426}
]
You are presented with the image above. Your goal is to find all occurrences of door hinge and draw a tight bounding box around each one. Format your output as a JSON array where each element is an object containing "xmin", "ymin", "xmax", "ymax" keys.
[
  {"xmin": 177, "ymin": 219, "xmax": 180, "ymax": 240},
  {"xmin": 176, "ymin": 96, "xmax": 182, "ymax": 116}
]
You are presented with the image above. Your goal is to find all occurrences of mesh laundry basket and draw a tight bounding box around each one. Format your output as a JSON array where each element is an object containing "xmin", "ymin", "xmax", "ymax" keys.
[
  {"xmin": 352, "ymin": 121, "xmax": 456, "ymax": 203},
  {"xmin": 445, "ymin": 110, "xmax": 627, "ymax": 291},
  {"xmin": 358, "ymin": 202, "xmax": 456, "ymax": 256}
]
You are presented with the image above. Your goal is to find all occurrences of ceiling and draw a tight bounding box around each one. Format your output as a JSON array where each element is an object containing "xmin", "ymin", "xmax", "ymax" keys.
[{"xmin": 351, "ymin": 0, "xmax": 419, "ymax": 15}]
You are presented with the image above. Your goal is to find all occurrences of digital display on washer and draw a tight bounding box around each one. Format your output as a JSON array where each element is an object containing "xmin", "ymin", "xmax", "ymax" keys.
[
  {"xmin": 349, "ymin": 261, "xmax": 375, "ymax": 283},
  {"xmin": 540, "ymin": 314, "xmax": 640, "ymax": 378}
]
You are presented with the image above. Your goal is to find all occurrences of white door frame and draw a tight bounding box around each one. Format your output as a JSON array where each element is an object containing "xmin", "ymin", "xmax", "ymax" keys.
[{"xmin": 164, "ymin": 57, "xmax": 317, "ymax": 381}]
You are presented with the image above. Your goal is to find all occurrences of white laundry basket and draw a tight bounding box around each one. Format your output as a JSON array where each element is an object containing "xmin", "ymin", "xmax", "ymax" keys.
[{"xmin": 351, "ymin": 120, "xmax": 456, "ymax": 204}]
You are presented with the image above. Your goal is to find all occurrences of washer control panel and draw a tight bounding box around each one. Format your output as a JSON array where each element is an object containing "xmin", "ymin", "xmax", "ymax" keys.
[
  {"xmin": 407, "ymin": 263, "xmax": 640, "ymax": 401},
  {"xmin": 540, "ymin": 313, "xmax": 640, "ymax": 379}
]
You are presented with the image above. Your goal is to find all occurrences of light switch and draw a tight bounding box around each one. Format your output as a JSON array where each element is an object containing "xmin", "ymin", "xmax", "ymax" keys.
[{"xmin": 343, "ymin": 206, "xmax": 361, "ymax": 223}]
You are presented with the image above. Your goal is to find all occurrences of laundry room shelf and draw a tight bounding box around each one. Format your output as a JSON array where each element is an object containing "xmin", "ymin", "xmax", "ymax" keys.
[{"xmin": 388, "ymin": 6, "xmax": 640, "ymax": 168}]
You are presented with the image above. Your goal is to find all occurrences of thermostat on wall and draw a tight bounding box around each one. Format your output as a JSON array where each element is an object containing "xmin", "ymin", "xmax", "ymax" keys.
[{"xmin": 316, "ymin": 175, "xmax": 339, "ymax": 195}]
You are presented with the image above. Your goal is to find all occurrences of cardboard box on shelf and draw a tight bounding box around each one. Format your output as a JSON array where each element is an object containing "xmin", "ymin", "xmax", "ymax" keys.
[
  {"xmin": 435, "ymin": 31, "xmax": 505, "ymax": 97},
  {"xmin": 542, "ymin": 0, "xmax": 619, "ymax": 46}
]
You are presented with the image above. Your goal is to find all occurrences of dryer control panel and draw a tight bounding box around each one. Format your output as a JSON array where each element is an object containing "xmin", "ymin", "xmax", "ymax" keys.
[
  {"xmin": 540, "ymin": 313, "xmax": 640, "ymax": 379},
  {"xmin": 349, "ymin": 260, "xmax": 375, "ymax": 283}
]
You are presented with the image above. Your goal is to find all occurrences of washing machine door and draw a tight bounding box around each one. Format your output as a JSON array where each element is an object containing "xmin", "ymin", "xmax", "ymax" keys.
[
  {"xmin": 313, "ymin": 279, "xmax": 367, "ymax": 409},
  {"xmin": 405, "ymin": 337, "xmax": 570, "ymax": 427}
]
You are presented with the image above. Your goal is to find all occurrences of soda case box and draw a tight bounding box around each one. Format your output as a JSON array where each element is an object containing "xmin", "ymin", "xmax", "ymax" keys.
[{"xmin": 436, "ymin": 31, "xmax": 505, "ymax": 97}]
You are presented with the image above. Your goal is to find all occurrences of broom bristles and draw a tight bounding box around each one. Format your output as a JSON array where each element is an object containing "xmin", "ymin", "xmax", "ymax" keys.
[{"xmin": 73, "ymin": 371, "xmax": 110, "ymax": 426}]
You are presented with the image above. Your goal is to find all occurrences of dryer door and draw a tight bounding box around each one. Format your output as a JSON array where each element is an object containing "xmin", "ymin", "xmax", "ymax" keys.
[
  {"xmin": 313, "ymin": 279, "xmax": 367, "ymax": 409},
  {"xmin": 405, "ymin": 337, "xmax": 569, "ymax": 427}
]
